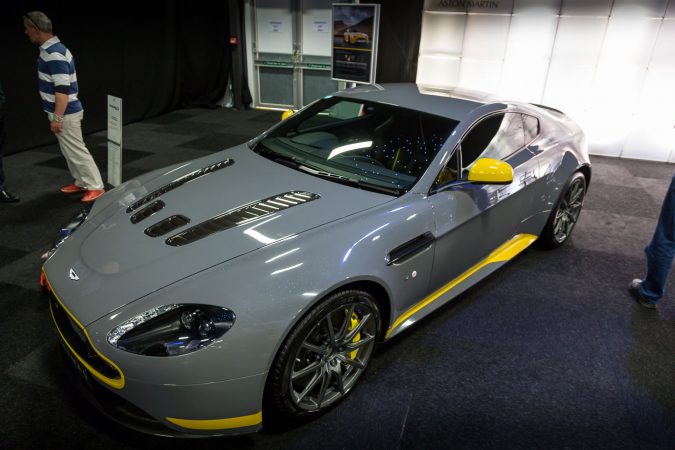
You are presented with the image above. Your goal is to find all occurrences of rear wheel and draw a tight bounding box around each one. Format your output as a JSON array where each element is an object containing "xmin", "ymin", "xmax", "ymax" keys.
[
  {"xmin": 266, "ymin": 290, "xmax": 380, "ymax": 421},
  {"xmin": 539, "ymin": 171, "xmax": 587, "ymax": 249}
]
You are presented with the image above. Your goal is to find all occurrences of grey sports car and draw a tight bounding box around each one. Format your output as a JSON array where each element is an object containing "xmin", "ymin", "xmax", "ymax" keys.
[{"xmin": 42, "ymin": 83, "xmax": 590, "ymax": 436}]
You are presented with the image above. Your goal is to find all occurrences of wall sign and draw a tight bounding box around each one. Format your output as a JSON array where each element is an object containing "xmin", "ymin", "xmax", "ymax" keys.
[{"xmin": 331, "ymin": 3, "xmax": 380, "ymax": 84}]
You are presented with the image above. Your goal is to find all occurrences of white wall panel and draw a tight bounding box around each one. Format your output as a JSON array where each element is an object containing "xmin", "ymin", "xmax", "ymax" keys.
[
  {"xmin": 549, "ymin": 17, "xmax": 607, "ymax": 65},
  {"xmin": 512, "ymin": 0, "xmax": 560, "ymax": 14},
  {"xmin": 461, "ymin": 15, "xmax": 510, "ymax": 60},
  {"xmin": 541, "ymin": 63, "xmax": 595, "ymax": 117},
  {"xmin": 505, "ymin": 13, "xmax": 557, "ymax": 60},
  {"xmin": 650, "ymin": 19, "xmax": 675, "ymax": 69},
  {"xmin": 667, "ymin": 2, "xmax": 675, "ymax": 18},
  {"xmin": 499, "ymin": 59, "xmax": 548, "ymax": 102},
  {"xmin": 612, "ymin": 0, "xmax": 669, "ymax": 18},
  {"xmin": 416, "ymin": 55, "xmax": 460, "ymax": 89},
  {"xmin": 417, "ymin": 0, "xmax": 675, "ymax": 161},
  {"xmin": 458, "ymin": 59, "xmax": 503, "ymax": 93},
  {"xmin": 600, "ymin": 16, "xmax": 661, "ymax": 67},
  {"xmin": 561, "ymin": 0, "xmax": 612, "ymax": 17},
  {"xmin": 419, "ymin": 12, "xmax": 466, "ymax": 56}
]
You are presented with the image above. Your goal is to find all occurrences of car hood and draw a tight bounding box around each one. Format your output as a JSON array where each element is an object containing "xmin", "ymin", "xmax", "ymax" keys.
[{"xmin": 44, "ymin": 144, "xmax": 394, "ymax": 325}]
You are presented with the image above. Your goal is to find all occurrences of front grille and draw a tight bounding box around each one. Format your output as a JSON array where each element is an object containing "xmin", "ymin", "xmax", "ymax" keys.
[
  {"xmin": 165, "ymin": 191, "xmax": 320, "ymax": 247},
  {"xmin": 126, "ymin": 159, "xmax": 234, "ymax": 213},
  {"xmin": 49, "ymin": 296, "xmax": 122, "ymax": 381},
  {"xmin": 144, "ymin": 215, "xmax": 191, "ymax": 237}
]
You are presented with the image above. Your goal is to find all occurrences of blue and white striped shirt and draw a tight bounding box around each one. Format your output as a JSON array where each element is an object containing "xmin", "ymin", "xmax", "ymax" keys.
[{"xmin": 37, "ymin": 36, "xmax": 83, "ymax": 115}]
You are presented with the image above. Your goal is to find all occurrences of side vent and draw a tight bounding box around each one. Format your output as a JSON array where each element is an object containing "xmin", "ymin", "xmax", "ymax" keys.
[
  {"xmin": 130, "ymin": 200, "xmax": 166, "ymax": 224},
  {"xmin": 144, "ymin": 215, "xmax": 191, "ymax": 238},
  {"xmin": 165, "ymin": 191, "xmax": 320, "ymax": 247},
  {"xmin": 127, "ymin": 159, "xmax": 234, "ymax": 213}
]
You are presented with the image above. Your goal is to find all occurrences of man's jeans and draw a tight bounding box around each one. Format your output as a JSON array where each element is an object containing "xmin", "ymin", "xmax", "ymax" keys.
[{"xmin": 640, "ymin": 174, "xmax": 675, "ymax": 304}]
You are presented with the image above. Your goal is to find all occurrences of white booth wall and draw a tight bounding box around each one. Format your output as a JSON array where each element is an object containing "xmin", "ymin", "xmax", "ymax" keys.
[{"xmin": 417, "ymin": 0, "xmax": 675, "ymax": 162}]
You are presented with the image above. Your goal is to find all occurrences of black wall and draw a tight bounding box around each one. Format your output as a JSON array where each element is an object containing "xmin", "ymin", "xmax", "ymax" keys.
[
  {"xmin": 1, "ymin": 1, "xmax": 234, "ymax": 155},
  {"xmin": 376, "ymin": 0, "xmax": 424, "ymax": 84},
  {"xmin": 2, "ymin": 1, "xmax": 422, "ymax": 156}
]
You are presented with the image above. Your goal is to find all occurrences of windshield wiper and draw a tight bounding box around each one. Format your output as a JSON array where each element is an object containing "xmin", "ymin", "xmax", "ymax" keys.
[{"xmin": 295, "ymin": 164, "xmax": 400, "ymax": 196}]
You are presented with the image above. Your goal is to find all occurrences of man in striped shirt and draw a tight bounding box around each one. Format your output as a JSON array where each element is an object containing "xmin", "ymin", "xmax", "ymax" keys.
[{"xmin": 24, "ymin": 11, "xmax": 105, "ymax": 203}]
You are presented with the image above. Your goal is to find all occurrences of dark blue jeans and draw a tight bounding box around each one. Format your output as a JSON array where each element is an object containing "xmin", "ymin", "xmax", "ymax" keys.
[{"xmin": 640, "ymin": 174, "xmax": 675, "ymax": 304}]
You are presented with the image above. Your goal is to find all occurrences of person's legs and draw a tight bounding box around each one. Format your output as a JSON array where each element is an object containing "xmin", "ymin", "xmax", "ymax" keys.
[
  {"xmin": 55, "ymin": 111, "xmax": 104, "ymax": 190},
  {"xmin": 639, "ymin": 175, "xmax": 675, "ymax": 303}
]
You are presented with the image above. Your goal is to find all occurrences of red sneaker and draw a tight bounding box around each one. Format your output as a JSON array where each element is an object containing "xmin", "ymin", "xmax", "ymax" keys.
[
  {"xmin": 60, "ymin": 183, "xmax": 87, "ymax": 194},
  {"xmin": 81, "ymin": 189, "xmax": 105, "ymax": 203}
]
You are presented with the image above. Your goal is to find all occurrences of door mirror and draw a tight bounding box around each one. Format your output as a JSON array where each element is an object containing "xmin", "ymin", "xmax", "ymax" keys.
[
  {"xmin": 467, "ymin": 158, "xmax": 513, "ymax": 184},
  {"xmin": 281, "ymin": 109, "xmax": 295, "ymax": 121}
]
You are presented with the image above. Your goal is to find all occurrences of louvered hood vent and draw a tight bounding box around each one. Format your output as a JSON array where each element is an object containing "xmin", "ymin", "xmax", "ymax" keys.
[
  {"xmin": 126, "ymin": 159, "xmax": 234, "ymax": 213},
  {"xmin": 165, "ymin": 191, "xmax": 320, "ymax": 247},
  {"xmin": 130, "ymin": 200, "xmax": 165, "ymax": 224}
]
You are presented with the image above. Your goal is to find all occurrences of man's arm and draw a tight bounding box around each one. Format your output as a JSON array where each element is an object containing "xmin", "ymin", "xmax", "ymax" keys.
[{"xmin": 50, "ymin": 92, "xmax": 68, "ymax": 134}]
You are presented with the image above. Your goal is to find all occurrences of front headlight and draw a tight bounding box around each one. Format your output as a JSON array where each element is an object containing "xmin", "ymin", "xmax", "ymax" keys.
[{"xmin": 107, "ymin": 304, "xmax": 235, "ymax": 356}]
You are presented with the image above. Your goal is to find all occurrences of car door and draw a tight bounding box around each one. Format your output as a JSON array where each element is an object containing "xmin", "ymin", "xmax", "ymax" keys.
[{"xmin": 426, "ymin": 112, "xmax": 541, "ymax": 293}]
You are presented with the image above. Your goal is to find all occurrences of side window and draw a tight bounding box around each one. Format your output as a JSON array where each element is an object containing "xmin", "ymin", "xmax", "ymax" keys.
[
  {"xmin": 461, "ymin": 113, "xmax": 529, "ymax": 168},
  {"xmin": 523, "ymin": 114, "xmax": 540, "ymax": 144}
]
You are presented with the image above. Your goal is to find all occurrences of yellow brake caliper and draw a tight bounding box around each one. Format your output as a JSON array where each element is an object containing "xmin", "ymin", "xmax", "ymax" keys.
[{"xmin": 346, "ymin": 311, "xmax": 361, "ymax": 360}]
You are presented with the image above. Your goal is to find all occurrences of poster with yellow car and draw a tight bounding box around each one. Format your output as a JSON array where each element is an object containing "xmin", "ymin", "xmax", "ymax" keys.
[{"xmin": 332, "ymin": 3, "xmax": 380, "ymax": 83}]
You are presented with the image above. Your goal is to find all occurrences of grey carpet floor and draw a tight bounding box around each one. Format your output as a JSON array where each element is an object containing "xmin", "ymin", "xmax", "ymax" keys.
[{"xmin": 0, "ymin": 107, "xmax": 673, "ymax": 449}]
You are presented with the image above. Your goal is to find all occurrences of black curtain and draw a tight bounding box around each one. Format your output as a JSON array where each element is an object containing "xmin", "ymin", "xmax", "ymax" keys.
[
  {"xmin": 375, "ymin": 0, "xmax": 424, "ymax": 83},
  {"xmin": 0, "ymin": 1, "xmax": 243, "ymax": 156}
]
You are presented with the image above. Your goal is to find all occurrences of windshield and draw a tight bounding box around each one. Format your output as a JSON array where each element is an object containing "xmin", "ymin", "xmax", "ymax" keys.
[{"xmin": 253, "ymin": 97, "xmax": 459, "ymax": 196}]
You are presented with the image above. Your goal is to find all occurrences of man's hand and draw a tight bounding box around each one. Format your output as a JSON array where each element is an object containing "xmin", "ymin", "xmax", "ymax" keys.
[{"xmin": 50, "ymin": 120, "xmax": 63, "ymax": 134}]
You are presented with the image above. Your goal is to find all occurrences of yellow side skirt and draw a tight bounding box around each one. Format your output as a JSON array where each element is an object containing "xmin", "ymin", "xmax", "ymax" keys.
[
  {"xmin": 385, "ymin": 233, "xmax": 538, "ymax": 339},
  {"xmin": 166, "ymin": 411, "xmax": 263, "ymax": 430}
]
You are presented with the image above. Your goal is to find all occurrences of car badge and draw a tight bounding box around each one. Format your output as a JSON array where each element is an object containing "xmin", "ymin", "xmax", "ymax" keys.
[{"xmin": 69, "ymin": 268, "xmax": 80, "ymax": 281}]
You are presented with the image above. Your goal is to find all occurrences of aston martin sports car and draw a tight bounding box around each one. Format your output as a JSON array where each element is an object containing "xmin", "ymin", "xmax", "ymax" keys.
[{"xmin": 42, "ymin": 83, "xmax": 590, "ymax": 437}]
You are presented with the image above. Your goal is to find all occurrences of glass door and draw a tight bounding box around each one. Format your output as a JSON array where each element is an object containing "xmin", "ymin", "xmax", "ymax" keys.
[{"xmin": 253, "ymin": 0, "xmax": 340, "ymax": 109}]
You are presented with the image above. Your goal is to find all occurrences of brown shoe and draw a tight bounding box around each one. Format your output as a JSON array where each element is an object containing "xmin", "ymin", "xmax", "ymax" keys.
[{"xmin": 81, "ymin": 189, "xmax": 105, "ymax": 203}]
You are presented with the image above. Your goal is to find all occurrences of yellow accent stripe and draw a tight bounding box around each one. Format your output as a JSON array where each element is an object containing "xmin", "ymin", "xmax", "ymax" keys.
[
  {"xmin": 385, "ymin": 233, "xmax": 537, "ymax": 339},
  {"xmin": 166, "ymin": 411, "xmax": 263, "ymax": 430},
  {"xmin": 333, "ymin": 46, "xmax": 372, "ymax": 52},
  {"xmin": 43, "ymin": 269, "xmax": 126, "ymax": 390}
]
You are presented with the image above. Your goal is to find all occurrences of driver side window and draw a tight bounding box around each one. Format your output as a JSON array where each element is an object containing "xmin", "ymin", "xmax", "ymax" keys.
[{"xmin": 460, "ymin": 112, "xmax": 528, "ymax": 170}]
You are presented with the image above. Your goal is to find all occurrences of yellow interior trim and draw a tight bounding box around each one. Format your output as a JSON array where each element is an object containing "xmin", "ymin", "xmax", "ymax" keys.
[
  {"xmin": 468, "ymin": 158, "xmax": 514, "ymax": 184},
  {"xmin": 385, "ymin": 233, "xmax": 537, "ymax": 339},
  {"xmin": 166, "ymin": 411, "xmax": 263, "ymax": 430},
  {"xmin": 43, "ymin": 269, "xmax": 125, "ymax": 390}
]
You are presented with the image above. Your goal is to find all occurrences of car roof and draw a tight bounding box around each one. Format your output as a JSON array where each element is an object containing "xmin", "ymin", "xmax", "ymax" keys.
[{"xmin": 334, "ymin": 83, "xmax": 503, "ymax": 122}]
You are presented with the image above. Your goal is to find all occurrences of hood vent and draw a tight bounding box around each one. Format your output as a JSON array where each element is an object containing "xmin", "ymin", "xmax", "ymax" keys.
[
  {"xmin": 127, "ymin": 159, "xmax": 234, "ymax": 213},
  {"xmin": 144, "ymin": 215, "xmax": 191, "ymax": 237},
  {"xmin": 165, "ymin": 191, "xmax": 320, "ymax": 247},
  {"xmin": 130, "ymin": 200, "xmax": 166, "ymax": 224}
]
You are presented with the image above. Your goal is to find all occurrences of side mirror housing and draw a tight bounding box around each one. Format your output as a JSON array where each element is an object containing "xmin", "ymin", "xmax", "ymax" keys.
[
  {"xmin": 281, "ymin": 109, "xmax": 295, "ymax": 121},
  {"xmin": 467, "ymin": 158, "xmax": 513, "ymax": 184}
]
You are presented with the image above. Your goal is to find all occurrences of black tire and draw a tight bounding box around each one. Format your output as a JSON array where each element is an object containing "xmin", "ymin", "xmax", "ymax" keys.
[
  {"xmin": 265, "ymin": 289, "xmax": 380, "ymax": 423},
  {"xmin": 539, "ymin": 171, "xmax": 587, "ymax": 249}
]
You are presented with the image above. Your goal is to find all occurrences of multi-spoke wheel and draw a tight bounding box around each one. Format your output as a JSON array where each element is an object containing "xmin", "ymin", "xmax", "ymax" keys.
[
  {"xmin": 540, "ymin": 171, "xmax": 587, "ymax": 248},
  {"xmin": 266, "ymin": 290, "xmax": 380, "ymax": 420}
]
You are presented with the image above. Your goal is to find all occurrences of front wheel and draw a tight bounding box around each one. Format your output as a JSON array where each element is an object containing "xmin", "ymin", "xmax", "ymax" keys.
[
  {"xmin": 266, "ymin": 290, "xmax": 380, "ymax": 421},
  {"xmin": 539, "ymin": 171, "xmax": 587, "ymax": 249}
]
